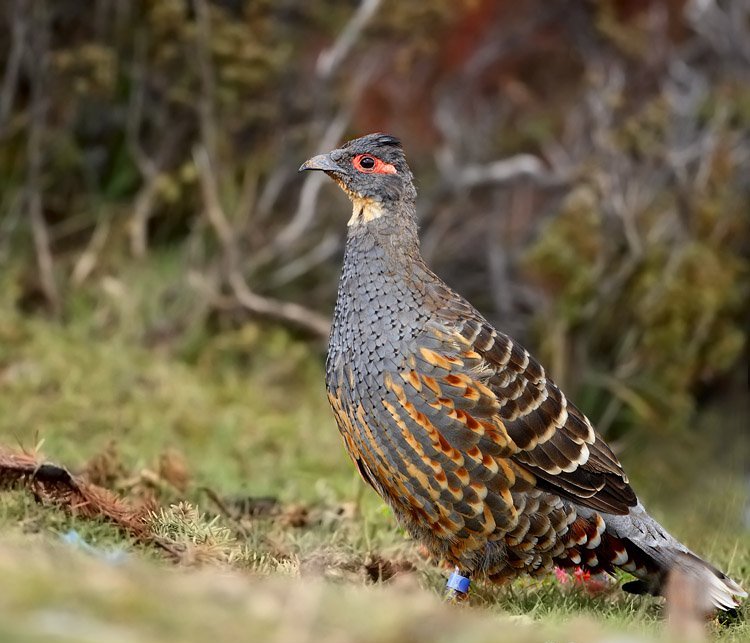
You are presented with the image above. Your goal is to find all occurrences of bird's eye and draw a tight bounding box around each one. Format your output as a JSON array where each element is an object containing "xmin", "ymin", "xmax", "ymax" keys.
[
  {"xmin": 358, "ymin": 155, "xmax": 375, "ymax": 170},
  {"xmin": 352, "ymin": 154, "xmax": 397, "ymax": 175}
]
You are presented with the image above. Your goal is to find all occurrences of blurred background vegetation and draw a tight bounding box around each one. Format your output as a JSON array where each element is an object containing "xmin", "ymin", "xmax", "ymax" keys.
[
  {"xmin": 0, "ymin": 1, "xmax": 748, "ymax": 639},
  {"xmin": 0, "ymin": 0, "xmax": 748, "ymax": 509}
]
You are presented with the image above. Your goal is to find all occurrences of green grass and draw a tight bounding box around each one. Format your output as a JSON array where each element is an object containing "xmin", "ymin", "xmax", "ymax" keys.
[{"xmin": 0, "ymin": 260, "xmax": 747, "ymax": 642}]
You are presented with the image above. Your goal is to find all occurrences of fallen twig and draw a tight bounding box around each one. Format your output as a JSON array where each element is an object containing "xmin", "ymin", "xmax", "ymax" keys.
[{"xmin": 0, "ymin": 447, "xmax": 181, "ymax": 558}]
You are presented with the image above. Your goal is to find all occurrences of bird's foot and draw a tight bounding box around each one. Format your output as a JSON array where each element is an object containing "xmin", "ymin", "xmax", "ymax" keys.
[{"xmin": 444, "ymin": 568, "xmax": 471, "ymax": 603}]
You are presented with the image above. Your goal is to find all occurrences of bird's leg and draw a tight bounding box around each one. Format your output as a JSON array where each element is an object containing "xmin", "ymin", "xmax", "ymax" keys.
[{"xmin": 445, "ymin": 567, "xmax": 471, "ymax": 602}]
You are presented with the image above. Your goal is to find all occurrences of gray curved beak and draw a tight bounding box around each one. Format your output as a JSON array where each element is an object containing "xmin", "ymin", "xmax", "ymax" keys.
[{"xmin": 299, "ymin": 153, "xmax": 342, "ymax": 173}]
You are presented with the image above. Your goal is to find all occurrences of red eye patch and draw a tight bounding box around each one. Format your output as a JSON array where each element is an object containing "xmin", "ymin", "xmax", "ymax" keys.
[{"xmin": 353, "ymin": 154, "xmax": 397, "ymax": 175}]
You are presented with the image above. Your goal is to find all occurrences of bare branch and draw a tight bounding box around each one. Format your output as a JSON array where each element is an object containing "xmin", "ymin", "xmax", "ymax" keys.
[
  {"xmin": 450, "ymin": 154, "xmax": 571, "ymax": 190},
  {"xmin": 0, "ymin": 0, "xmax": 28, "ymax": 133},
  {"xmin": 268, "ymin": 232, "xmax": 339, "ymax": 288},
  {"xmin": 256, "ymin": 165, "xmax": 292, "ymax": 221},
  {"xmin": 268, "ymin": 57, "xmax": 381, "ymax": 264},
  {"xmin": 194, "ymin": 0, "xmax": 218, "ymax": 166},
  {"xmin": 0, "ymin": 191, "xmax": 23, "ymax": 264},
  {"xmin": 25, "ymin": 0, "xmax": 59, "ymax": 314},
  {"xmin": 189, "ymin": 5, "xmax": 329, "ymax": 337},
  {"xmin": 72, "ymin": 216, "xmax": 112, "ymax": 285},
  {"xmin": 194, "ymin": 146, "xmax": 330, "ymax": 338},
  {"xmin": 273, "ymin": 108, "xmax": 351, "ymax": 252},
  {"xmin": 228, "ymin": 272, "xmax": 330, "ymax": 339},
  {"xmin": 125, "ymin": 31, "xmax": 184, "ymax": 258},
  {"xmin": 128, "ymin": 177, "xmax": 161, "ymax": 258},
  {"xmin": 193, "ymin": 147, "xmax": 235, "ymax": 260},
  {"xmin": 685, "ymin": 0, "xmax": 750, "ymax": 63},
  {"xmin": 29, "ymin": 201, "xmax": 58, "ymax": 311},
  {"xmin": 126, "ymin": 32, "xmax": 160, "ymax": 257},
  {"xmin": 316, "ymin": 0, "xmax": 383, "ymax": 80},
  {"xmin": 125, "ymin": 33, "xmax": 157, "ymax": 179}
]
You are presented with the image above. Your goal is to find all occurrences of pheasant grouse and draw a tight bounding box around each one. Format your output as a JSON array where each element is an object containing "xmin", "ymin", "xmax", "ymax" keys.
[{"xmin": 299, "ymin": 133, "xmax": 746, "ymax": 610}]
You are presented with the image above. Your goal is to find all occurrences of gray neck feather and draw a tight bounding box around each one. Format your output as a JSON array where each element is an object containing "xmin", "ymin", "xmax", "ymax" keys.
[{"xmin": 344, "ymin": 198, "xmax": 420, "ymax": 269}]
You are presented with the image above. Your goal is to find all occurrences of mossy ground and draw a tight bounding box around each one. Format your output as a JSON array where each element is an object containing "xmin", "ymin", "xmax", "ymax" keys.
[{"xmin": 0, "ymin": 260, "xmax": 747, "ymax": 643}]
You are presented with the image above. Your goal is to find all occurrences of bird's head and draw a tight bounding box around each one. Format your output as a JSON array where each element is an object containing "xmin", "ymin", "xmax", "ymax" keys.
[{"xmin": 299, "ymin": 133, "xmax": 416, "ymax": 226}]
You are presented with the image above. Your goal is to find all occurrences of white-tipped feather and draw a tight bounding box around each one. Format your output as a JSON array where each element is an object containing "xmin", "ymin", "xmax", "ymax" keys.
[
  {"xmin": 578, "ymin": 502, "xmax": 747, "ymax": 612},
  {"xmin": 611, "ymin": 548, "xmax": 629, "ymax": 566},
  {"xmin": 707, "ymin": 571, "xmax": 747, "ymax": 610},
  {"xmin": 667, "ymin": 550, "xmax": 745, "ymax": 612}
]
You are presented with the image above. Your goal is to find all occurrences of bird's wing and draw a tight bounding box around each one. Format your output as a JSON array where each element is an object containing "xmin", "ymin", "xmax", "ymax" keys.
[{"xmin": 400, "ymin": 287, "xmax": 636, "ymax": 516}]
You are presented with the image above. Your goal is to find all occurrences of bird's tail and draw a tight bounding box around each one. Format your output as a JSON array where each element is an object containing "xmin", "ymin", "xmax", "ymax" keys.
[
  {"xmin": 658, "ymin": 550, "xmax": 746, "ymax": 612},
  {"xmin": 571, "ymin": 503, "xmax": 747, "ymax": 612}
]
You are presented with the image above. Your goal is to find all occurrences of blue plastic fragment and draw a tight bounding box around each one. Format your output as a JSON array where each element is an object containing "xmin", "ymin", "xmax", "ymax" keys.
[
  {"xmin": 61, "ymin": 530, "xmax": 128, "ymax": 565},
  {"xmin": 446, "ymin": 569, "xmax": 471, "ymax": 594}
]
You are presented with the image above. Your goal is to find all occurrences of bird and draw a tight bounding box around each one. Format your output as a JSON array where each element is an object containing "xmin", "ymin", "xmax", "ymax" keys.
[{"xmin": 299, "ymin": 133, "xmax": 746, "ymax": 611}]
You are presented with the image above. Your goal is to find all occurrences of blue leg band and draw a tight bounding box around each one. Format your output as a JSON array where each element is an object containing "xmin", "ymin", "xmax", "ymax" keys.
[{"xmin": 446, "ymin": 569, "xmax": 471, "ymax": 594}]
